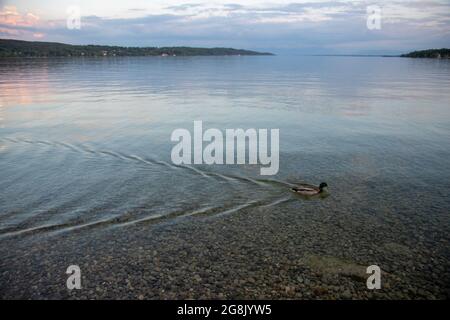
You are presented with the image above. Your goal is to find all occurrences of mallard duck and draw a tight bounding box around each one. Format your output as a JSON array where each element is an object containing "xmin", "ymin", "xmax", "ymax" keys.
[{"xmin": 291, "ymin": 182, "xmax": 328, "ymax": 196}]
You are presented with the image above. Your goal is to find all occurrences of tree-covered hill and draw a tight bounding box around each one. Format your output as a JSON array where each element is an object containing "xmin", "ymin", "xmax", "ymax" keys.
[
  {"xmin": 0, "ymin": 39, "xmax": 273, "ymax": 57},
  {"xmin": 401, "ymin": 48, "xmax": 450, "ymax": 59}
]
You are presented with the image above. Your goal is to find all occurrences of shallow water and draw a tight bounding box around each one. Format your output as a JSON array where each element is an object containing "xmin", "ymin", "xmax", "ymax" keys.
[{"xmin": 0, "ymin": 56, "xmax": 449, "ymax": 299}]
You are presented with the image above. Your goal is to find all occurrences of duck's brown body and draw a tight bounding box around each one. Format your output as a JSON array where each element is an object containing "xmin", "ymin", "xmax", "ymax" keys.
[{"xmin": 291, "ymin": 182, "xmax": 328, "ymax": 196}]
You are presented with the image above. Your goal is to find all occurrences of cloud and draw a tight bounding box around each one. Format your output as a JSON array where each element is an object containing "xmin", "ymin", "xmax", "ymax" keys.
[
  {"xmin": 0, "ymin": 5, "xmax": 46, "ymax": 39},
  {"xmin": 0, "ymin": 1, "xmax": 449, "ymax": 54},
  {"xmin": 0, "ymin": 27, "xmax": 19, "ymax": 36},
  {"xmin": 166, "ymin": 3, "xmax": 204, "ymax": 11},
  {"xmin": 0, "ymin": 5, "xmax": 39, "ymax": 27}
]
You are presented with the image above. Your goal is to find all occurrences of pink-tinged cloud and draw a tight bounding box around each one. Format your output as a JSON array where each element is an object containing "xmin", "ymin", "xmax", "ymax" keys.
[
  {"xmin": 0, "ymin": 6, "xmax": 47, "ymax": 40},
  {"xmin": 0, "ymin": 27, "xmax": 19, "ymax": 36},
  {"xmin": 0, "ymin": 6, "xmax": 40, "ymax": 27}
]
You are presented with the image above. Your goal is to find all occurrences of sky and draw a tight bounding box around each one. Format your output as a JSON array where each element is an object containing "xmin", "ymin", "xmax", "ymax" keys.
[{"xmin": 0, "ymin": 0, "xmax": 449, "ymax": 54}]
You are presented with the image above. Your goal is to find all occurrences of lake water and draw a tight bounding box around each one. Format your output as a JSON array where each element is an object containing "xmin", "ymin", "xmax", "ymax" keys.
[{"xmin": 0, "ymin": 56, "xmax": 449, "ymax": 299}]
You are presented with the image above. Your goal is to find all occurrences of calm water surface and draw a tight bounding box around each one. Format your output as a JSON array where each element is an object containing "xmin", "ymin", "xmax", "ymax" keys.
[{"xmin": 0, "ymin": 56, "xmax": 449, "ymax": 298}]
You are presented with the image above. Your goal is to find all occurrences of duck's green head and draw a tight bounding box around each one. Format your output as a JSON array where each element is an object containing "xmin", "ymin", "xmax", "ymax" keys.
[{"xmin": 319, "ymin": 182, "xmax": 328, "ymax": 191}]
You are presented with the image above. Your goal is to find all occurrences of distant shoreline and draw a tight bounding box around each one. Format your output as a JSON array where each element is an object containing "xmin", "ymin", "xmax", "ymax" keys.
[
  {"xmin": 306, "ymin": 54, "xmax": 399, "ymax": 58},
  {"xmin": 302, "ymin": 49, "xmax": 450, "ymax": 59},
  {"xmin": 400, "ymin": 48, "xmax": 450, "ymax": 59},
  {"xmin": 1, "ymin": 39, "xmax": 449, "ymax": 59},
  {"xmin": 0, "ymin": 38, "xmax": 273, "ymax": 58}
]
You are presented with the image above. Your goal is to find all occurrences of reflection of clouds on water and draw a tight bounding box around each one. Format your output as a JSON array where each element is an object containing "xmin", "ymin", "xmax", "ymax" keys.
[
  {"xmin": 0, "ymin": 99, "xmax": 5, "ymax": 153},
  {"xmin": 0, "ymin": 74, "xmax": 52, "ymax": 106},
  {"xmin": 0, "ymin": 98, "xmax": 4, "ymax": 128},
  {"xmin": 0, "ymin": 59, "xmax": 52, "ymax": 107},
  {"xmin": 341, "ymin": 101, "xmax": 371, "ymax": 117}
]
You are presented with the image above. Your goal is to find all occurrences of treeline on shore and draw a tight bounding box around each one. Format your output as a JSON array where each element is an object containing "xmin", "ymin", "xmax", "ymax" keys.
[
  {"xmin": 0, "ymin": 39, "xmax": 273, "ymax": 57},
  {"xmin": 401, "ymin": 48, "xmax": 450, "ymax": 59}
]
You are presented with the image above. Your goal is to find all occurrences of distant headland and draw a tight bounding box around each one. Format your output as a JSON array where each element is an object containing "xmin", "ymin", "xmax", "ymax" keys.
[
  {"xmin": 0, "ymin": 39, "xmax": 273, "ymax": 57},
  {"xmin": 401, "ymin": 48, "xmax": 450, "ymax": 59}
]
